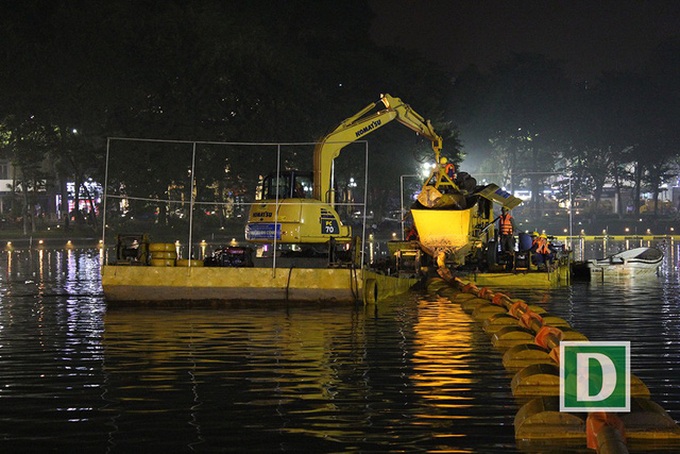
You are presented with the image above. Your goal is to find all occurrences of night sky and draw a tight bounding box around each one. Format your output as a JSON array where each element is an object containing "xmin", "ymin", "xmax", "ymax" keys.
[{"xmin": 369, "ymin": 0, "xmax": 680, "ymax": 80}]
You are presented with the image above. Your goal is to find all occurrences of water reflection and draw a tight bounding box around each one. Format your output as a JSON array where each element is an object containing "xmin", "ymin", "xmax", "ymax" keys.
[
  {"xmin": 0, "ymin": 246, "xmax": 678, "ymax": 452},
  {"xmin": 412, "ymin": 297, "xmax": 474, "ymax": 399},
  {"xmin": 0, "ymin": 248, "xmax": 106, "ymax": 452},
  {"xmin": 102, "ymin": 306, "xmax": 373, "ymax": 451},
  {"xmin": 98, "ymin": 296, "xmax": 521, "ymax": 451}
]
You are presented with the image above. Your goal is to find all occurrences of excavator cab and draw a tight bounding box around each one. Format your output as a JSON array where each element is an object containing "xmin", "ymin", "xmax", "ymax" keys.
[
  {"xmin": 246, "ymin": 169, "xmax": 351, "ymax": 245},
  {"xmin": 259, "ymin": 170, "xmax": 313, "ymax": 200}
]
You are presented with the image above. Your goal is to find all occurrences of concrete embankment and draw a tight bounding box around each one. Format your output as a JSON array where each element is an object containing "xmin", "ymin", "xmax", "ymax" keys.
[{"xmin": 426, "ymin": 276, "xmax": 680, "ymax": 453}]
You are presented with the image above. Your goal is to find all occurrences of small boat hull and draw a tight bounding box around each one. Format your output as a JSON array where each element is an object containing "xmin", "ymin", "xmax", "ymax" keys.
[{"xmin": 578, "ymin": 247, "xmax": 663, "ymax": 281}]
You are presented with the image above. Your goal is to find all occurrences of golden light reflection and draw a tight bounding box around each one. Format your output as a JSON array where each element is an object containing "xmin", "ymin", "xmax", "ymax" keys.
[
  {"xmin": 410, "ymin": 297, "xmax": 474, "ymax": 394},
  {"xmin": 104, "ymin": 305, "xmax": 365, "ymax": 397},
  {"xmin": 200, "ymin": 240, "xmax": 207, "ymax": 259},
  {"xmin": 38, "ymin": 249, "xmax": 45, "ymax": 283}
]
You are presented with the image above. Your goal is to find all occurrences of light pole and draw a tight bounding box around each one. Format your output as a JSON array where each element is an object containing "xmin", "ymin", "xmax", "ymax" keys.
[
  {"xmin": 400, "ymin": 174, "xmax": 420, "ymax": 240},
  {"xmin": 569, "ymin": 176, "xmax": 573, "ymax": 252}
]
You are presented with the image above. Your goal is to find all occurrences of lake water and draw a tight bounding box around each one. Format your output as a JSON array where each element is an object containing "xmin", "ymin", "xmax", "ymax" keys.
[{"xmin": 0, "ymin": 244, "xmax": 678, "ymax": 452}]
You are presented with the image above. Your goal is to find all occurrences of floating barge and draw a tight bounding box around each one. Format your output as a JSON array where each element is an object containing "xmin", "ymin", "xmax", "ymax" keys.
[
  {"xmin": 101, "ymin": 236, "xmax": 421, "ymax": 304},
  {"xmin": 101, "ymin": 262, "xmax": 419, "ymax": 305},
  {"xmin": 461, "ymin": 264, "xmax": 571, "ymax": 288}
]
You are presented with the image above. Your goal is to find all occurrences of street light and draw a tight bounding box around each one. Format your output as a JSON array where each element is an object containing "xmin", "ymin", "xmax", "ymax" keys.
[{"xmin": 568, "ymin": 176, "xmax": 573, "ymax": 252}]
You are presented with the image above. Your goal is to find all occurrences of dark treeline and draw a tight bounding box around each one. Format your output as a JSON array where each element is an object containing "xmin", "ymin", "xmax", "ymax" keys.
[
  {"xmin": 0, "ymin": 0, "xmax": 678, "ymax": 234},
  {"xmin": 454, "ymin": 46, "xmax": 680, "ymax": 221}
]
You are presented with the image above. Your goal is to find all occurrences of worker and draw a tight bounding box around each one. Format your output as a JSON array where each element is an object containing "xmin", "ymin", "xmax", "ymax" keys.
[
  {"xmin": 529, "ymin": 231, "xmax": 540, "ymax": 268},
  {"xmin": 530, "ymin": 231, "xmax": 540, "ymax": 245},
  {"xmin": 532, "ymin": 233, "xmax": 553, "ymax": 270},
  {"xmin": 498, "ymin": 207, "xmax": 517, "ymax": 254},
  {"xmin": 405, "ymin": 225, "xmax": 418, "ymax": 241},
  {"xmin": 293, "ymin": 181, "xmax": 305, "ymax": 198},
  {"xmin": 439, "ymin": 157, "xmax": 456, "ymax": 180}
]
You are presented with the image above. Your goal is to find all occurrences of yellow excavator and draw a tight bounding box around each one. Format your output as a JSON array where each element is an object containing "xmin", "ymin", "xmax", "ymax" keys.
[
  {"xmin": 245, "ymin": 93, "xmax": 442, "ymax": 252},
  {"xmin": 245, "ymin": 93, "xmax": 522, "ymax": 271}
]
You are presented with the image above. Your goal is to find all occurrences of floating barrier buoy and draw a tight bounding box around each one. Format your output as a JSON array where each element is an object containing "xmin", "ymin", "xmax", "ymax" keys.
[
  {"xmin": 471, "ymin": 302, "xmax": 507, "ymax": 321},
  {"xmin": 512, "ymin": 363, "xmax": 652, "ymax": 403},
  {"xmin": 436, "ymin": 286, "xmax": 459, "ymax": 299},
  {"xmin": 515, "ymin": 396, "xmax": 586, "ymax": 449},
  {"xmin": 556, "ymin": 327, "xmax": 589, "ymax": 342},
  {"xmin": 449, "ymin": 291, "xmax": 477, "ymax": 303},
  {"xmin": 510, "ymin": 363, "xmax": 560, "ymax": 400},
  {"xmin": 490, "ymin": 326, "xmax": 535, "ymax": 349},
  {"xmin": 426, "ymin": 273, "xmax": 680, "ymax": 453},
  {"xmin": 426, "ymin": 277, "xmax": 448, "ymax": 293},
  {"xmin": 503, "ymin": 344, "xmax": 553, "ymax": 371},
  {"xmin": 482, "ymin": 313, "xmax": 521, "ymax": 334},
  {"xmin": 459, "ymin": 297, "xmax": 492, "ymax": 313},
  {"xmin": 535, "ymin": 314, "xmax": 571, "ymax": 329}
]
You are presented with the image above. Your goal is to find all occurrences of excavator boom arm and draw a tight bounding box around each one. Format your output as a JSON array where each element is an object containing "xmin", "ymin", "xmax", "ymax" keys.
[
  {"xmin": 312, "ymin": 94, "xmax": 443, "ymax": 204},
  {"xmin": 381, "ymin": 94, "xmax": 442, "ymax": 157}
]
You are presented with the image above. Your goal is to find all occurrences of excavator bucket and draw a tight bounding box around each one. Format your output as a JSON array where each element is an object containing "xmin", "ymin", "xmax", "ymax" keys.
[
  {"xmin": 409, "ymin": 183, "xmax": 521, "ymax": 263},
  {"xmin": 411, "ymin": 206, "xmax": 474, "ymax": 250},
  {"xmin": 416, "ymin": 185, "xmax": 466, "ymax": 209}
]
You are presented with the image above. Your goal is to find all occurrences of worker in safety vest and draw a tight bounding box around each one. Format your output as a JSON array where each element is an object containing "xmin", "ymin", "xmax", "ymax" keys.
[
  {"xmin": 439, "ymin": 157, "xmax": 456, "ymax": 181},
  {"xmin": 532, "ymin": 233, "xmax": 554, "ymax": 270},
  {"xmin": 405, "ymin": 225, "xmax": 418, "ymax": 241},
  {"xmin": 530, "ymin": 231, "xmax": 540, "ymax": 247},
  {"xmin": 498, "ymin": 207, "xmax": 517, "ymax": 254}
]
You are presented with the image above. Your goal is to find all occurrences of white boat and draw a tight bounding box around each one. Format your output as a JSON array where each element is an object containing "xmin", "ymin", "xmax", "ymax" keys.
[{"xmin": 584, "ymin": 247, "xmax": 663, "ymax": 280}]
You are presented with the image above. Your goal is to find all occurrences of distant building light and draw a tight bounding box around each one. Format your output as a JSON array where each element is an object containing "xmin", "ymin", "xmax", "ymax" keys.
[{"xmin": 514, "ymin": 190, "xmax": 531, "ymax": 201}]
